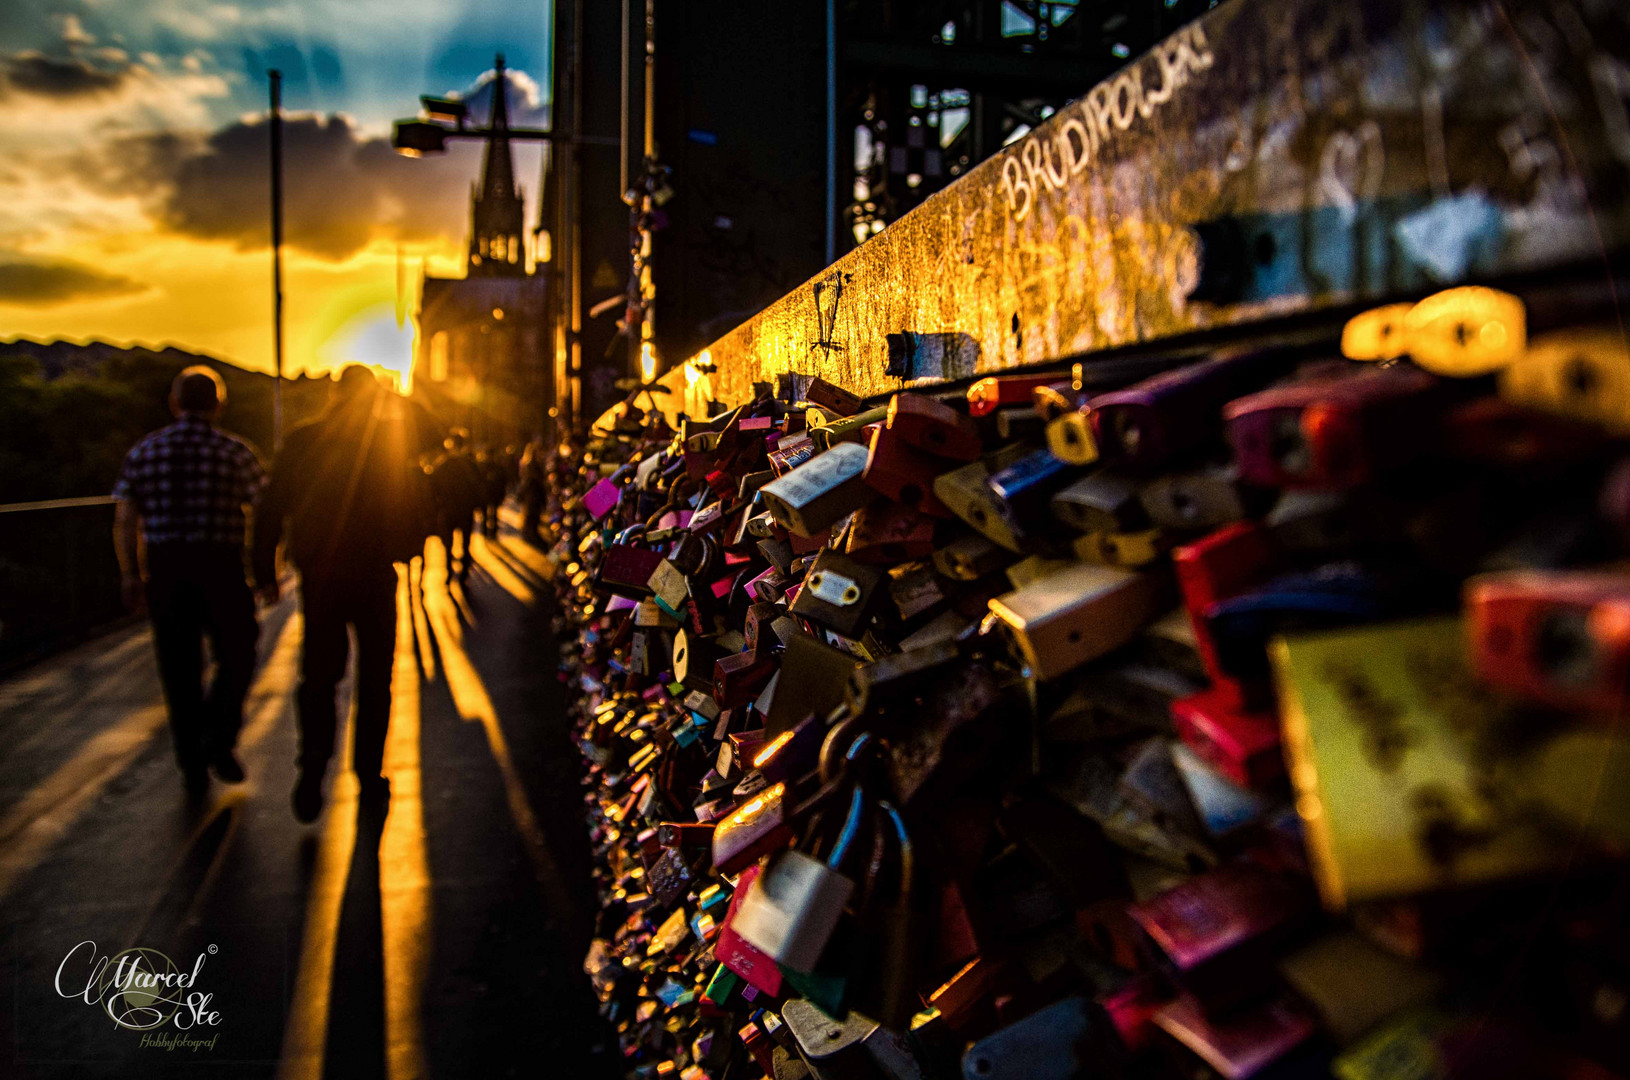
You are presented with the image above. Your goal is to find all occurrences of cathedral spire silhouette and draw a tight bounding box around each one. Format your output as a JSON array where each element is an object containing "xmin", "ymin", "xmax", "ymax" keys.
[{"xmin": 469, "ymin": 53, "xmax": 525, "ymax": 275}]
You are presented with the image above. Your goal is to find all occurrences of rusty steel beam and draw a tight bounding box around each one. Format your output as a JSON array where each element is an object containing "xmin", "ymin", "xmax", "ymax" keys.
[{"xmin": 656, "ymin": 0, "xmax": 1630, "ymax": 413}]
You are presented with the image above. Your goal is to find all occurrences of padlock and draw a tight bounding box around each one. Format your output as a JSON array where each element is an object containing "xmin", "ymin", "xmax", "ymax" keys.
[
  {"xmin": 714, "ymin": 649, "xmax": 779, "ymax": 708},
  {"xmin": 849, "ymin": 802, "xmax": 921, "ymax": 1031},
  {"xmin": 1073, "ymin": 528, "xmax": 1172, "ymax": 569},
  {"xmin": 810, "ymin": 405, "xmax": 890, "ymax": 450},
  {"xmin": 1500, "ymin": 327, "xmax": 1630, "ymax": 433},
  {"xmin": 1050, "ymin": 471, "xmax": 1150, "ymax": 534},
  {"xmin": 789, "ymin": 551, "xmax": 885, "ymax": 639},
  {"xmin": 596, "ymin": 543, "xmax": 667, "ymax": 599},
  {"xmin": 987, "ymin": 448, "xmax": 1081, "ymax": 532},
  {"xmin": 716, "ymin": 728, "xmax": 762, "ymax": 780},
  {"xmin": 887, "ymin": 560, "xmax": 946, "ymax": 621},
  {"xmin": 1341, "ymin": 302, "xmax": 1415, "ymax": 362},
  {"xmin": 1091, "ymin": 347, "xmax": 1292, "ymax": 471},
  {"xmin": 846, "ymin": 501, "xmax": 938, "ymax": 564},
  {"xmin": 806, "ymin": 376, "xmax": 868, "ymax": 417},
  {"xmin": 886, "ymin": 392, "xmax": 982, "ymax": 462},
  {"xmin": 934, "ymin": 449, "xmax": 1031, "ymax": 553},
  {"xmin": 1402, "ymin": 286, "xmax": 1525, "ymax": 377},
  {"xmin": 988, "ymin": 563, "xmax": 1168, "ymax": 681},
  {"xmin": 1129, "ymin": 863, "xmax": 1310, "ymax": 1014},
  {"xmin": 1225, "ymin": 363, "xmax": 1450, "ymax": 489},
  {"xmin": 647, "ymin": 558, "xmax": 693, "ymax": 619},
  {"xmin": 763, "ymin": 631, "xmax": 861, "ymax": 737},
  {"xmin": 1031, "ymin": 379, "xmax": 1089, "ymax": 422},
  {"xmin": 1139, "ymin": 462, "xmax": 1271, "ymax": 531},
  {"xmin": 995, "ymin": 406, "xmax": 1045, "ymax": 442},
  {"xmin": 583, "ymin": 474, "xmax": 624, "ymax": 520},
  {"xmin": 846, "ymin": 640, "xmax": 962, "ymax": 717},
  {"xmin": 968, "ymin": 373, "xmax": 1060, "ymax": 417},
  {"xmin": 1276, "ymin": 930, "xmax": 1443, "ymax": 1045},
  {"xmin": 769, "ymin": 434, "xmax": 820, "ymax": 475},
  {"xmin": 1465, "ymin": 569, "xmax": 1630, "ymax": 714},
  {"xmin": 1151, "ymin": 993, "xmax": 1319, "ymax": 1079},
  {"xmin": 733, "ymin": 785, "xmax": 865, "ymax": 971},
  {"xmin": 780, "ymin": 997, "xmax": 922, "ymax": 1080},
  {"xmin": 1172, "ymin": 522, "xmax": 1277, "ymax": 702},
  {"xmin": 1438, "ymin": 397, "xmax": 1609, "ymax": 466},
  {"xmin": 1045, "ymin": 406, "xmax": 1101, "ymax": 466},
  {"xmin": 759, "ymin": 535, "xmax": 797, "ymax": 574},
  {"xmin": 711, "ymin": 780, "xmax": 794, "ymax": 875},
  {"xmin": 752, "ymin": 712, "xmax": 831, "ymax": 785},
  {"xmin": 1117, "ymin": 738, "xmax": 1207, "ymax": 843},
  {"xmin": 960, "ymin": 996, "xmax": 1115, "ymax": 1080},
  {"xmin": 1170, "ymin": 686, "xmax": 1284, "ymax": 789},
  {"xmin": 760, "ymin": 441, "xmax": 878, "ymax": 537},
  {"xmin": 1170, "ymin": 742, "xmax": 1268, "ymax": 839},
  {"xmin": 863, "ymin": 425, "xmax": 955, "ymax": 517},
  {"xmin": 672, "ymin": 627, "xmax": 723, "ymax": 690},
  {"xmin": 716, "ymin": 862, "xmax": 786, "ymax": 995},
  {"xmin": 932, "ymin": 531, "xmax": 1011, "ymax": 581},
  {"xmin": 744, "ymin": 600, "xmax": 784, "ymax": 655}
]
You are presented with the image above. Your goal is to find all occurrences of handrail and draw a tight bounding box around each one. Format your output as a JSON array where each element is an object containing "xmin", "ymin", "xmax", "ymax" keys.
[{"xmin": 659, "ymin": 0, "xmax": 1630, "ymax": 409}]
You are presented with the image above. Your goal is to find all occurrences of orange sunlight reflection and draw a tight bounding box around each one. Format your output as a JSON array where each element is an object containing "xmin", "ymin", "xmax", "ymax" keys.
[{"xmin": 317, "ymin": 303, "xmax": 418, "ymax": 393}]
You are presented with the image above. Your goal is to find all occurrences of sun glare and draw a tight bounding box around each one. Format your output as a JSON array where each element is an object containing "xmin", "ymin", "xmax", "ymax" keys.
[{"xmin": 316, "ymin": 303, "xmax": 418, "ymax": 393}]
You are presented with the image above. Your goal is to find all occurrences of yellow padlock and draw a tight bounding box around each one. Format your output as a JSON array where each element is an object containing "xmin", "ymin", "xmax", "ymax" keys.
[
  {"xmin": 1499, "ymin": 327, "xmax": 1630, "ymax": 433},
  {"xmin": 1072, "ymin": 527, "xmax": 1171, "ymax": 568},
  {"xmin": 1340, "ymin": 302, "xmax": 1414, "ymax": 362},
  {"xmin": 1402, "ymin": 286, "xmax": 1526, "ymax": 377}
]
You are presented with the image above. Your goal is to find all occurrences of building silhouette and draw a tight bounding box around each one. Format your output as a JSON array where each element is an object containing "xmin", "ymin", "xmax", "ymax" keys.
[{"xmin": 412, "ymin": 55, "xmax": 551, "ymax": 447}]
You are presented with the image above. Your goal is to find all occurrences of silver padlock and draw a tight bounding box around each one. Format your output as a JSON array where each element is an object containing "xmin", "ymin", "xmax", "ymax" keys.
[{"xmin": 732, "ymin": 786, "xmax": 866, "ymax": 972}]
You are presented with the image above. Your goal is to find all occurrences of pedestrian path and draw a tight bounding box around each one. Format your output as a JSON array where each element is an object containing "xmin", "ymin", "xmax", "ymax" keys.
[{"xmin": 0, "ymin": 524, "xmax": 616, "ymax": 1080}]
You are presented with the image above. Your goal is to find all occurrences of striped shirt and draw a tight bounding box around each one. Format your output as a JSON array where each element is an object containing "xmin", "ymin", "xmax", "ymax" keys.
[{"xmin": 112, "ymin": 415, "xmax": 267, "ymax": 546}]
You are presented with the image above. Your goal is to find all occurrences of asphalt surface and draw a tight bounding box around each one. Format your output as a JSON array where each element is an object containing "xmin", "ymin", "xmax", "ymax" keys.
[{"xmin": 0, "ymin": 525, "xmax": 618, "ymax": 1080}]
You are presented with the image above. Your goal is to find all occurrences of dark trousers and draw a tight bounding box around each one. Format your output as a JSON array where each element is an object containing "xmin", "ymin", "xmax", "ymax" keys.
[
  {"xmin": 440, "ymin": 511, "xmax": 475, "ymax": 579},
  {"xmin": 145, "ymin": 544, "xmax": 259, "ymax": 773},
  {"xmin": 296, "ymin": 567, "xmax": 397, "ymax": 782}
]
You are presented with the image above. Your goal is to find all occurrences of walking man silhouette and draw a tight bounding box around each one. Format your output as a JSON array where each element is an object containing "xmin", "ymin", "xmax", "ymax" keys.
[
  {"xmin": 112, "ymin": 366, "xmax": 265, "ymax": 795},
  {"xmin": 252, "ymin": 366, "xmax": 434, "ymax": 822}
]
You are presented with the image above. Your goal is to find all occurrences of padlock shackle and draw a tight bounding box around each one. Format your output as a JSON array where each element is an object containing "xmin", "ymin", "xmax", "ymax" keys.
[
  {"xmin": 827, "ymin": 785, "xmax": 867, "ymax": 870},
  {"xmin": 880, "ymin": 800, "xmax": 913, "ymax": 902}
]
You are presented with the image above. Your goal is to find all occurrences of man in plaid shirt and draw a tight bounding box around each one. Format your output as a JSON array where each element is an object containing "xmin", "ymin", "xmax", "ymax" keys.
[{"xmin": 113, "ymin": 366, "xmax": 267, "ymax": 794}]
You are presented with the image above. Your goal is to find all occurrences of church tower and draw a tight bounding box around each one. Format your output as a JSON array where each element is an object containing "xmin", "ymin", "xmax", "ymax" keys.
[{"xmin": 468, "ymin": 53, "xmax": 527, "ymax": 276}]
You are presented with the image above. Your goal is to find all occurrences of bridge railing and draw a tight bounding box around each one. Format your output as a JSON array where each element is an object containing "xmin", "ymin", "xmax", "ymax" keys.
[
  {"xmin": 0, "ymin": 497, "xmax": 128, "ymax": 667},
  {"xmin": 632, "ymin": 0, "xmax": 1630, "ymax": 417}
]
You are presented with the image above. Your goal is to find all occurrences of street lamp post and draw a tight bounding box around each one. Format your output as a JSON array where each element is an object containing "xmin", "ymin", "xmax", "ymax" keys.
[{"xmin": 269, "ymin": 70, "xmax": 285, "ymax": 451}]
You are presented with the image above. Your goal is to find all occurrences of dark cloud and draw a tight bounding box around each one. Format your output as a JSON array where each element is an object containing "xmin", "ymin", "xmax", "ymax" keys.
[
  {"xmin": 0, "ymin": 255, "xmax": 144, "ymax": 306},
  {"xmin": 1, "ymin": 51, "xmax": 128, "ymax": 99},
  {"xmin": 108, "ymin": 113, "xmax": 482, "ymax": 260}
]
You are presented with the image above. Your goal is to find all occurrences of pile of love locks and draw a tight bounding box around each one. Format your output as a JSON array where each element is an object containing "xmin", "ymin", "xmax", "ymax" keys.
[{"xmin": 544, "ymin": 288, "xmax": 1630, "ymax": 1080}]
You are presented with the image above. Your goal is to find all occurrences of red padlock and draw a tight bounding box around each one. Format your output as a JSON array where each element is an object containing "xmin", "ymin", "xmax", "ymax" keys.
[
  {"xmin": 1172, "ymin": 522, "xmax": 1277, "ymax": 706},
  {"xmin": 968, "ymin": 373, "xmax": 1061, "ymax": 418},
  {"xmin": 863, "ymin": 425, "xmax": 956, "ymax": 517},
  {"xmin": 886, "ymin": 392, "xmax": 982, "ymax": 461},
  {"xmin": 1170, "ymin": 686, "xmax": 1284, "ymax": 789},
  {"xmin": 1466, "ymin": 569, "xmax": 1630, "ymax": 715}
]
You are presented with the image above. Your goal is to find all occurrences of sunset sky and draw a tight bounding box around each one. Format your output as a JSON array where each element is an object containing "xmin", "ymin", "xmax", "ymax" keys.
[{"xmin": 0, "ymin": 0, "xmax": 552, "ymax": 378}]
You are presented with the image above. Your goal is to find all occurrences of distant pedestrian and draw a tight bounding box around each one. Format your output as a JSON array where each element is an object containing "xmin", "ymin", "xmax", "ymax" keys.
[
  {"xmin": 518, "ymin": 438, "xmax": 546, "ymax": 543},
  {"xmin": 251, "ymin": 366, "xmax": 436, "ymax": 822},
  {"xmin": 476, "ymin": 446, "xmax": 507, "ymax": 538},
  {"xmin": 112, "ymin": 366, "xmax": 265, "ymax": 795},
  {"xmin": 429, "ymin": 429, "xmax": 485, "ymax": 582}
]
